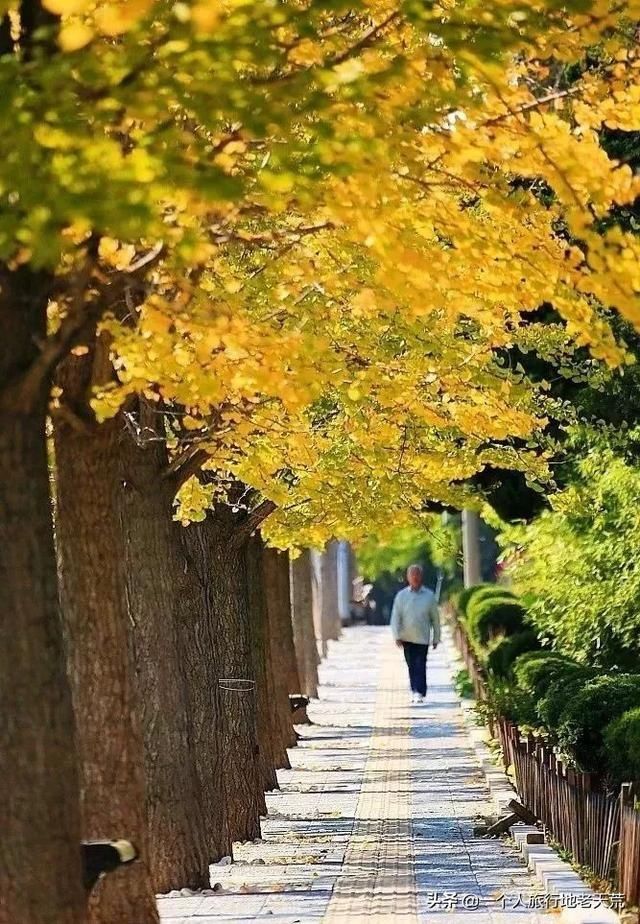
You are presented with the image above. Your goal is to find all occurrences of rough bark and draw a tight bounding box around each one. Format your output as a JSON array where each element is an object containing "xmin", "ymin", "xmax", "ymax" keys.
[
  {"xmin": 263, "ymin": 547, "xmax": 297, "ymax": 753},
  {"xmin": 171, "ymin": 521, "xmax": 231, "ymax": 862},
  {"xmin": 290, "ymin": 550, "xmax": 319, "ymax": 699},
  {"xmin": 55, "ymin": 343, "xmax": 212, "ymax": 904},
  {"xmin": 246, "ymin": 534, "xmax": 278, "ymax": 796},
  {"xmin": 116, "ymin": 421, "xmax": 214, "ymax": 889},
  {"xmin": 0, "ymin": 266, "xmax": 85, "ymax": 924},
  {"xmin": 180, "ymin": 506, "xmax": 262, "ymax": 846},
  {"xmin": 310, "ymin": 546, "xmax": 340, "ymax": 655},
  {"xmin": 54, "ymin": 363, "xmax": 158, "ymax": 924}
]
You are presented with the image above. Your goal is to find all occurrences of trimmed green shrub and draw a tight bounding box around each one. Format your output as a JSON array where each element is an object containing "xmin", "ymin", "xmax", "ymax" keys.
[
  {"xmin": 487, "ymin": 630, "xmax": 541, "ymax": 679},
  {"xmin": 555, "ymin": 675, "xmax": 640, "ymax": 772},
  {"xmin": 513, "ymin": 651, "xmax": 586, "ymax": 701},
  {"xmin": 468, "ymin": 598, "xmax": 527, "ymax": 645},
  {"xmin": 603, "ymin": 707, "xmax": 640, "ymax": 784},
  {"xmin": 486, "ymin": 677, "xmax": 538, "ymax": 727},
  {"xmin": 457, "ymin": 583, "xmax": 494, "ymax": 617},
  {"xmin": 535, "ymin": 667, "xmax": 593, "ymax": 732},
  {"xmin": 465, "ymin": 584, "xmax": 516, "ymax": 619}
]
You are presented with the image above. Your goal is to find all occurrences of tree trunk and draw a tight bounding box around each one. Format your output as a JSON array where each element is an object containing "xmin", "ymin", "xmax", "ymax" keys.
[
  {"xmin": 116, "ymin": 419, "xmax": 215, "ymax": 889},
  {"xmin": 0, "ymin": 266, "xmax": 85, "ymax": 924},
  {"xmin": 55, "ymin": 344, "xmax": 212, "ymax": 904},
  {"xmin": 171, "ymin": 519, "xmax": 231, "ymax": 861},
  {"xmin": 311, "ymin": 546, "xmax": 340, "ymax": 655},
  {"xmin": 263, "ymin": 547, "xmax": 297, "ymax": 753},
  {"xmin": 180, "ymin": 506, "xmax": 262, "ymax": 845},
  {"xmin": 290, "ymin": 550, "xmax": 319, "ymax": 700},
  {"xmin": 322, "ymin": 541, "xmax": 341, "ymax": 641},
  {"xmin": 54, "ymin": 374, "xmax": 159, "ymax": 924},
  {"xmin": 246, "ymin": 534, "xmax": 278, "ymax": 796}
]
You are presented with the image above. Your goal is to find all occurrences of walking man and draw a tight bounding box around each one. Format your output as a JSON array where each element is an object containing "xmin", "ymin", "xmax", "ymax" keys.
[{"xmin": 390, "ymin": 564, "xmax": 441, "ymax": 703}]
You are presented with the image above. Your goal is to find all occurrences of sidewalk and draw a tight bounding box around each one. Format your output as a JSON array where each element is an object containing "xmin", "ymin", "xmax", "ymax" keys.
[{"xmin": 158, "ymin": 625, "xmax": 548, "ymax": 923}]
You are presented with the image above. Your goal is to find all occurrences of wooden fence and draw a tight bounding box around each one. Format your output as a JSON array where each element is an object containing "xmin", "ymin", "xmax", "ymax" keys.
[
  {"xmin": 452, "ymin": 617, "xmax": 494, "ymax": 735},
  {"xmin": 451, "ymin": 615, "xmax": 640, "ymax": 906},
  {"xmin": 619, "ymin": 783, "xmax": 640, "ymax": 905},
  {"xmin": 498, "ymin": 717, "xmax": 620, "ymax": 882}
]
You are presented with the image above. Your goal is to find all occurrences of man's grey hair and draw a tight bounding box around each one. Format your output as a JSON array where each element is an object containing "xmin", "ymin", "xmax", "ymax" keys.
[{"xmin": 407, "ymin": 563, "xmax": 423, "ymax": 575}]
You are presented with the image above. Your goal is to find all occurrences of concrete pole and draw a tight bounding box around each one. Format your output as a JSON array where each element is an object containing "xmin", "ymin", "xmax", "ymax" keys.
[
  {"xmin": 310, "ymin": 550, "xmax": 327, "ymax": 659},
  {"xmin": 462, "ymin": 509, "xmax": 482, "ymax": 588},
  {"xmin": 336, "ymin": 541, "xmax": 352, "ymax": 627}
]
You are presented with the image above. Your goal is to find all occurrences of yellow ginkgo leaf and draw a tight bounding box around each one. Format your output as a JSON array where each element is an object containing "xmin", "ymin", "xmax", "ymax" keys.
[
  {"xmin": 58, "ymin": 21, "xmax": 94, "ymax": 51},
  {"xmin": 191, "ymin": 3, "xmax": 221, "ymax": 33}
]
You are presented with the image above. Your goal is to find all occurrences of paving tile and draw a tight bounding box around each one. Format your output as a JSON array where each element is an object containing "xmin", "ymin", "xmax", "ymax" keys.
[{"xmin": 158, "ymin": 626, "xmax": 548, "ymax": 923}]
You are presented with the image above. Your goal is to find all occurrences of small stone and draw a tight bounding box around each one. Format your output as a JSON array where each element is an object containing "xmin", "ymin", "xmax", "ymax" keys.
[
  {"xmin": 216, "ymin": 855, "xmax": 232, "ymax": 866},
  {"xmin": 251, "ymin": 858, "xmax": 266, "ymax": 865},
  {"xmin": 201, "ymin": 889, "xmax": 216, "ymax": 896},
  {"xmin": 212, "ymin": 882, "xmax": 224, "ymax": 892},
  {"xmin": 166, "ymin": 889, "xmax": 181, "ymax": 898},
  {"xmin": 180, "ymin": 888, "xmax": 195, "ymax": 896}
]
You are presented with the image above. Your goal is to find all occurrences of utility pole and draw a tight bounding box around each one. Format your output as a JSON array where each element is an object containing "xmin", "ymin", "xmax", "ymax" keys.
[
  {"xmin": 336, "ymin": 541, "xmax": 352, "ymax": 627},
  {"xmin": 462, "ymin": 509, "xmax": 482, "ymax": 588}
]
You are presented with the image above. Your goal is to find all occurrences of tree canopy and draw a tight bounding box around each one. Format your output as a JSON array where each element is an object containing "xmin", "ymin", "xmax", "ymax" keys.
[{"xmin": 4, "ymin": 0, "xmax": 640, "ymax": 546}]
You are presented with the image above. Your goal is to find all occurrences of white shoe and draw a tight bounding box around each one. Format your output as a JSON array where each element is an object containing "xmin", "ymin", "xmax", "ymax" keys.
[
  {"xmin": 415, "ymin": 695, "xmax": 425, "ymax": 704},
  {"xmin": 410, "ymin": 692, "xmax": 419, "ymax": 704}
]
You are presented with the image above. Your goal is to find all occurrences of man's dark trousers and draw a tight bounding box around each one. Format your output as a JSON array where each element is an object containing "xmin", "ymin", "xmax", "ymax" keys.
[{"xmin": 402, "ymin": 641, "xmax": 428, "ymax": 696}]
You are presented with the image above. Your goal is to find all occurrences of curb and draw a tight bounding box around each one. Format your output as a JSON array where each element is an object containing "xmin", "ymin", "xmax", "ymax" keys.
[{"xmin": 444, "ymin": 622, "xmax": 620, "ymax": 924}]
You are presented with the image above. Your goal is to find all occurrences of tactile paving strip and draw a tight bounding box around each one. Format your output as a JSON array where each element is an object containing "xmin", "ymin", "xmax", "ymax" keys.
[{"xmin": 323, "ymin": 641, "xmax": 418, "ymax": 922}]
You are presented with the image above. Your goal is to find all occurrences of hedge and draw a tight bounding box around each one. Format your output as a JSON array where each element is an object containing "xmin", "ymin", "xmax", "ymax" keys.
[
  {"xmin": 486, "ymin": 677, "xmax": 539, "ymax": 727},
  {"xmin": 554, "ymin": 675, "xmax": 640, "ymax": 772},
  {"xmin": 457, "ymin": 583, "xmax": 494, "ymax": 617},
  {"xmin": 468, "ymin": 598, "xmax": 527, "ymax": 645},
  {"xmin": 513, "ymin": 651, "xmax": 586, "ymax": 701},
  {"xmin": 535, "ymin": 667, "xmax": 593, "ymax": 732},
  {"xmin": 487, "ymin": 630, "xmax": 541, "ymax": 679},
  {"xmin": 465, "ymin": 585, "xmax": 516, "ymax": 620},
  {"xmin": 603, "ymin": 707, "xmax": 640, "ymax": 784}
]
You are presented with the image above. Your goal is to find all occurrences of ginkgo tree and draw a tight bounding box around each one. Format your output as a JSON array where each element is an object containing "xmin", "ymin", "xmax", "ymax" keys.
[{"xmin": 3, "ymin": 2, "xmax": 640, "ymax": 924}]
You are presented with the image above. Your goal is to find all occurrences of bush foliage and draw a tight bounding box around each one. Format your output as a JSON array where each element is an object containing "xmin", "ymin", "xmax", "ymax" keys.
[
  {"xmin": 603, "ymin": 707, "xmax": 640, "ymax": 785},
  {"xmin": 468, "ymin": 598, "xmax": 527, "ymax": 645},
  {"xmin": 499, "ymin": 441, "xmax": 640, "ymax": 669},
  {"xmin": 465, "ymin": 584, "xmax": 515, "ymax": 616},
  {"xmin": 459, "ymin": 583, "xmax": 514, "ymax": 622},
  {"xmin": 457, "ymin": 583, "xmax": 494, "ymax": 617},
  {"xmin": 487, "ymin": 630, "xmax": 541, "ymax": 679},
  {"xmin": 554, "ymin": 675, "xmax": 640, "ymax": 772},
  {"xmin": 513, "ymin": 651, "xmax": 587, "ymax": 700}
]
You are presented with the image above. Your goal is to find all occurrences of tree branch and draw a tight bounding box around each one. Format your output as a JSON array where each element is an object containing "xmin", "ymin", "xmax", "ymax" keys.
[
  {"xmin": 480, "ymin": 86, "xmax": 582, "ymax": 129},
  {"xmin": 251, "ymin": 11, "xmax": 401, "ymax": 86},
  {"xmin": 162, "ymin": 446, "xmax": 210, "ymax": 489},
  {"xmin": 124, "ymin": 242, "xmax": 164, "ymax": 274},
  {"xmin": 2, "ymin": 236, "xmax": 99, "ymax": 414},
  {"xmin": 231, "ymin": 499, "xmax": 277, "ymax": 546}
]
